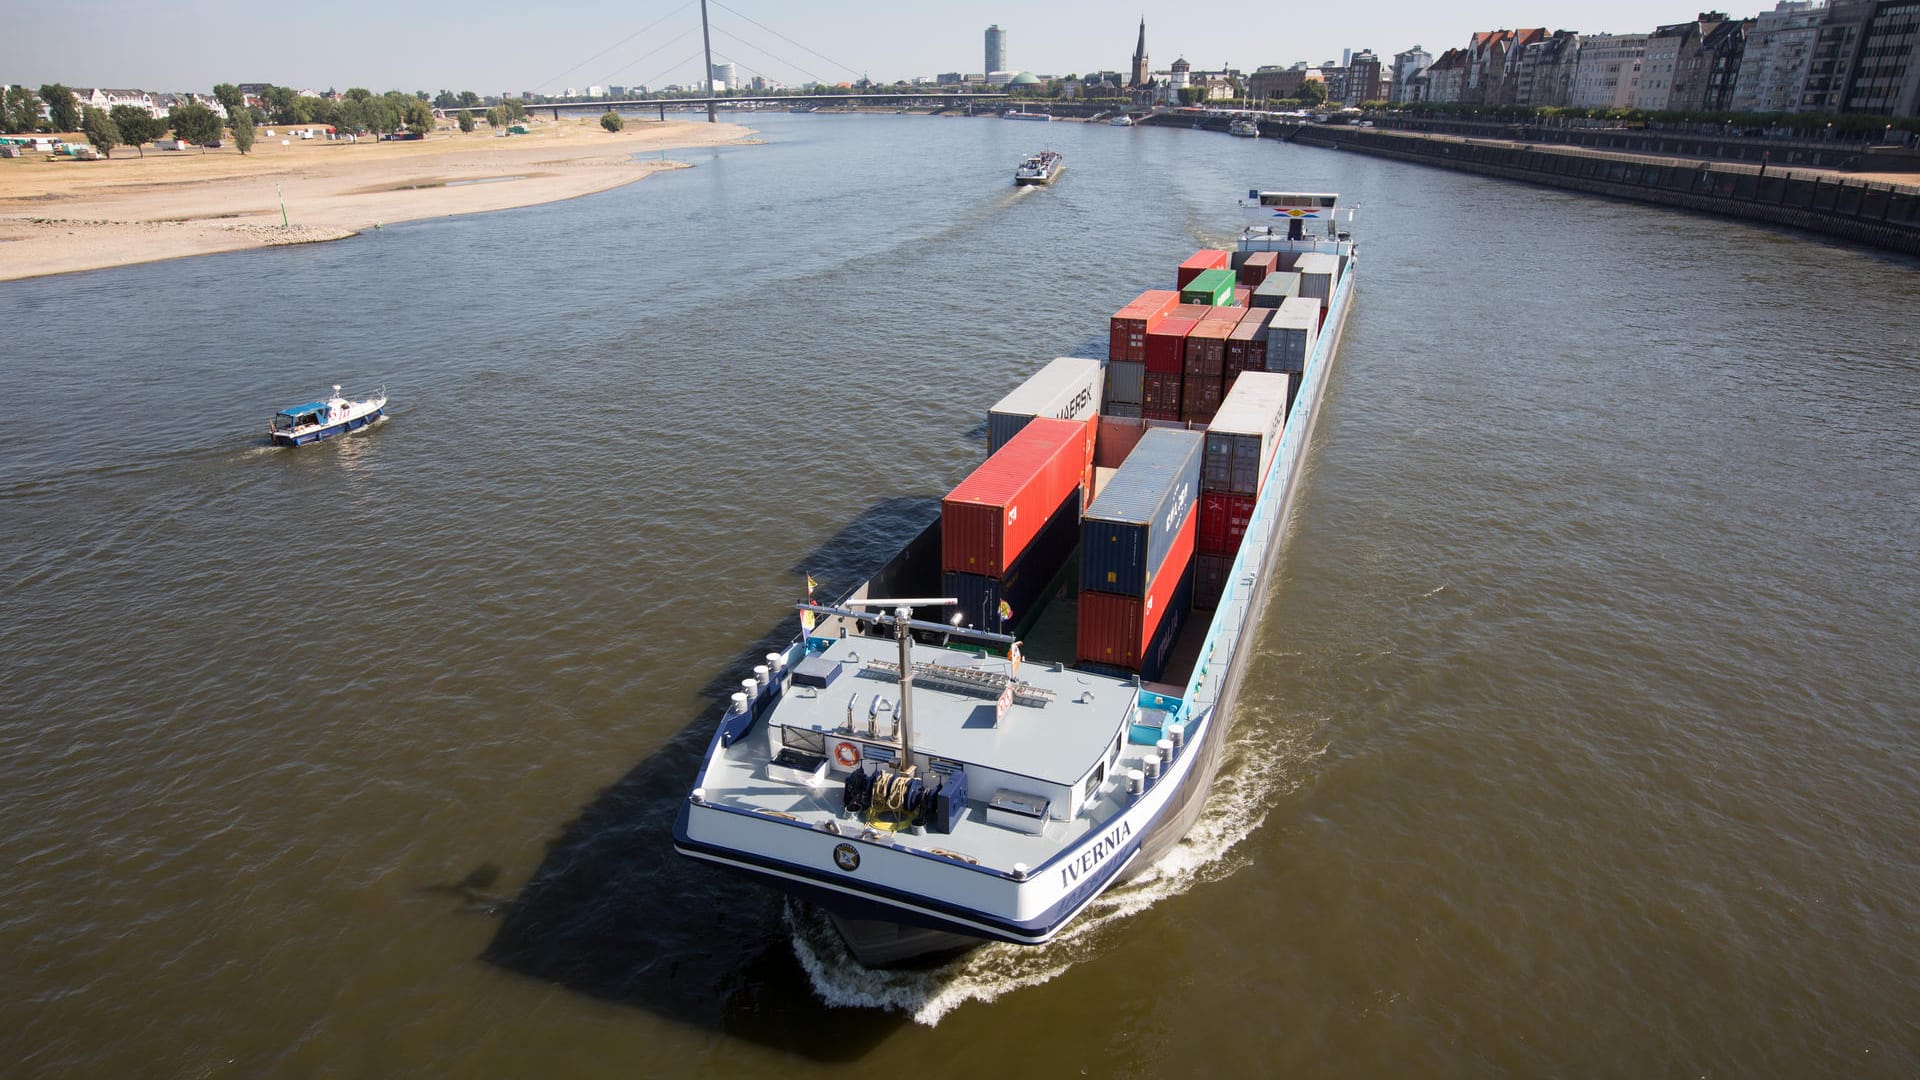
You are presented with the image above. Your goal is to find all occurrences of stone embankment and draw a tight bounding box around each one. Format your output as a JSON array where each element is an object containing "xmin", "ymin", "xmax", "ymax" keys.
[{"xmin": 1291, "ymin": 125, "xmax": 1920, "ymax": 256}]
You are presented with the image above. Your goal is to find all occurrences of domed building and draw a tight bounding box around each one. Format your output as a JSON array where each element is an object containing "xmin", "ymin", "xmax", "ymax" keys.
[{"xmin": 1008, "ymin": 71, "xmax": 1043, "ymax": 88}]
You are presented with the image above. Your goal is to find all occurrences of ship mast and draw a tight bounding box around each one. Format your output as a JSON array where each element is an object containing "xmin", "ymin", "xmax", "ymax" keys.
[{"xmin": 798, "ymin": 597, "xmax": 1017, "ymax": 764}]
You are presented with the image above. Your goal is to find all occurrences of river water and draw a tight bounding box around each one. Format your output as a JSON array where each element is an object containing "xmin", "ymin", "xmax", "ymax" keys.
[{"xmin": 4, "ymin": 113, "xmax": 1917, "ymax": 1077}]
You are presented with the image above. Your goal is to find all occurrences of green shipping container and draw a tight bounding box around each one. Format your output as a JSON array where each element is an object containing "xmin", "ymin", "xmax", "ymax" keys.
[{"xmin": 1179, "ymin": 268, "xmax": 1237, "ymax": 307}]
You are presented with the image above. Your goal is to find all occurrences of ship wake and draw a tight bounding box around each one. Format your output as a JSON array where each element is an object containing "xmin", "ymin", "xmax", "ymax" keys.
[{"xmin": 788, "ymin": 711, "xmax": 1328, "ymax": 1025}]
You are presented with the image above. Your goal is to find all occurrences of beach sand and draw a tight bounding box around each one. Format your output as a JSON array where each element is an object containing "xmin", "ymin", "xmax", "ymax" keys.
[{"xmin": 0, "ymin": 117, "xmax": 755, "ymax": 281}]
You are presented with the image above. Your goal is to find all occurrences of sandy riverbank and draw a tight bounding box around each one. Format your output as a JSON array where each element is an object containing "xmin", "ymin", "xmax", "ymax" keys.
[{"xmin": 0, "ymin": 117, "xmax": 755, "ymax": 281}]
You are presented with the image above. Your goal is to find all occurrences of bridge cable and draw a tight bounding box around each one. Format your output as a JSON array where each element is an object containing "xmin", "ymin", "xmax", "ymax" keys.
[
  {"xmin": 708, "ymin": 0, "xmax": 863, "ymax": 79},
  {"xmin": 597, "ymin": 26, "xmax": 701, "ymax": 86},
  {"xmin": 533, "ymin": 0, "xmax": 696, "ymax": 92},
  {"xmin": 711, "ymin": 27, "xmax": 824, "ymax": 86},
  {"xmin": 633, "ymin": 50, "xmax": 712, "ymax": 94},
  {"xmin": 708, "ymin": 48, "xmax": 806, "ymax": 91}
]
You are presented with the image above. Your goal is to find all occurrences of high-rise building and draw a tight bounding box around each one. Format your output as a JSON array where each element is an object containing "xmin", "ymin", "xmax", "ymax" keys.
[
  {"xmin": 1131, "ymin": 19, "xmax": 1151, "ymax": 87},
  {"xmin": 710, "ymin": 63, "xmax": 736, "ymax": 93},
  {"xmin": 1843, "ymin": 1, "xmax": 1920, "ymax": 115},
  {"xmin": 1731, "ymin": 1, "xmax": 1827, "ymax": 113},
  {"xmin": 986, "ymin": 25, "xmax": 1007, "ymax": 74}
]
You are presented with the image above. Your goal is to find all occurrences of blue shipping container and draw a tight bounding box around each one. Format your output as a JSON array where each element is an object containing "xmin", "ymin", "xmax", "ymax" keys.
[{"xmin": 1079, "ymin": 427, "xmax": 1202, "ymax": 597}]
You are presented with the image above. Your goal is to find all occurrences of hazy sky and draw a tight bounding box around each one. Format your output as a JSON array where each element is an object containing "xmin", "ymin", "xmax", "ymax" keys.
[{"xmin": 12, "ymin": 1, "xmax": 1741, "ymax": 96}]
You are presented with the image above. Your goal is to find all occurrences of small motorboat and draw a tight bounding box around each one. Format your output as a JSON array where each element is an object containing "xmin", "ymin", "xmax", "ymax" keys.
[
  {"xmin": 1228, "ymin": 117, "xmax": 1260, "ymax": 138},
  {"xmin": 269, "ymin": 384, "xmax": 388, "ymax": 446},
  {"xmin": 1109, "ymin": 114, "xmax": 1137, "ymax": 127}
]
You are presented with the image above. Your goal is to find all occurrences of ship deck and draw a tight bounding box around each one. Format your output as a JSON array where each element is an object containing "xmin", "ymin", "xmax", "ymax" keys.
[{"xmin": 699, "ymin": 633, "xmax": 1181, "ymax": 874}]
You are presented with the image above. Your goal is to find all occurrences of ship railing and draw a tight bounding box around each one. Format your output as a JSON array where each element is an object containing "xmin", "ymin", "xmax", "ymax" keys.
[{"xmin": 1175, "ymin": 264, "xmax": 1352, "ymax": 720}]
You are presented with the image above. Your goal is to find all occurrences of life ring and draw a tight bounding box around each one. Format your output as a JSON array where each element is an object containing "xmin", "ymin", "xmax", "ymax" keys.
[{"xmin": 833, "ymin": 741, "xmax": 861, "ymax": 768}]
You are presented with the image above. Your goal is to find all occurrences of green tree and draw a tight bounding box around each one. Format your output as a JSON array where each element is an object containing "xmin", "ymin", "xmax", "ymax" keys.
[
  {"xmin": 231, "ymin": 107, "xmax": 255, "ymax": 153},
  {"xmin": 458, "ymin": 90, "xmax": 481, "ymax": 109},
  {"xmin": 433, "ymin": 90, "xmax": 457, "ymax": 109},
  {"xmin": 504, "ymin": 99, "xmax": 527, "ymax": 122},
  {"xmin": 167, "ymin": 100, "xmax": 222, "ymax": 148},
  {"xmin": 266, "ymin": 85, "xmax": 303, "ymax": 124},
  {"xmin": 457, "ymin": 109, "xmax": 476, "ymax": 133},
  {"xmin": 212, "ymin": 83, "xmax": 244, "ymax": 114},
  {"xmin": 2, "ymin": 86, "xmax": 42, "ymax": 133},
  {"xmin": 80, "ymin": 105, "xmax": 119, "ymax": 157},
  {"xmin": 109, "ymin": 104, "xmax": 162, "ymax": 156},
  {"xmin": 601, "ymin": 110, "xmax": 624, "ymax": 132},
  {"xmin": 1177, "ymin": 87, "xmax": 1203, "ymax": 107},
  {"xmin": 40, "ymin": 83, "xmax": 80, "ymax": 132},
  {"xmin": 406, "ymin": 97, "xmax": 435, "ymax": 134},
  {"xmin": 485, "ymin": 105, "xmax": 506, "ymax": 129},
  {"xmin": 332, "ymin": 97, "xmax": 369, "ymax": 135},
  {"xmin": 1293, "ymin": 80, "xmax": 1328, "ymax": 107}
]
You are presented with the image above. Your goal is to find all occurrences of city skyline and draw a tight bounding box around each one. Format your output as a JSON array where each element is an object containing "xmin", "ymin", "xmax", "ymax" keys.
[{"xmin": 12, "ymin": 0, "xmax": 1743, "ymax": 96}]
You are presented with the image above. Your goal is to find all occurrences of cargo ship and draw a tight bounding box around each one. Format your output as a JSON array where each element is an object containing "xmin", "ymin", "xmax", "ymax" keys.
[
  {"xmin": 1014, "ymin": 150, "xmax": 1064, "ymax": 186},
  {"xmin": 673, "ymin": 191, "xmax": 1356, "ymax": 967}
]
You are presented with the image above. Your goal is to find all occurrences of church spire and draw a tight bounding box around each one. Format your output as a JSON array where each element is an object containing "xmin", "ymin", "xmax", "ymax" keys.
[{"xmin": 1131, "ymin": 17, "xmax": 1150, "ymax": 88}]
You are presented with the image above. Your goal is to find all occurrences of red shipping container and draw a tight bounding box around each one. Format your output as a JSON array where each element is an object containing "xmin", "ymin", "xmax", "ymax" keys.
[
  {"xmin": 1108, "ymin": 289, "xmax": 1180, "ymax": 362},
  {"xmin": 1144, "ymin": 316, "xmax": 1198, "ymax": 374},
  {"xmin": 942, "ymin": 417, "xmax": 1089, "ymax": 576},
  {"xmin": 1077, "ymin": 507, "xmax": 1197, "ymax": 670},
  {"xmin": 1226, "ymin": 308, "xmax": 1274, "ymax": 380},
  {"xmin": 1184, "ymin": 319, "xmax": 1233, "ymax": 378},
  {"xmin": 1200, "ymin": 304, "xmax": 1244, "ymax": 325},
  {"xmin": 1238, "ymin": 251, "xmax": 1278, "ymax": 287},
  {"xmin": 1142, "ymin": 371, "xmax": 1183, "ymax": 420},
  {"xmin": 1173, "ymin": 302, "xmax": 1215, "ymax": 322},
  {"xmin": 1198, "ymin": 490, "xmax": 1256, "ymax": 556},
  {"xmin": 1095, "ymin": 414, "xmax": 1149, "ymax": 469},
  {"xmin": 1176, "ymin": 249, "xmax": 1231, "ymax": 289},
  {"xmin": 1233, "ymin": 286, "xmax": 1251, "ymax": 308},
  {"xmin": 1181, "ymin": 369, "xmax": 1224, "ymax": 423}
]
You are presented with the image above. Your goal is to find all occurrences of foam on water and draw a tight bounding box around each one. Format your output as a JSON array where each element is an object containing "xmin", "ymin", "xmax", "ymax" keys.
[{"xmin": 792, "ymin": 711, "xmax": 1328, "ymax": 1025}]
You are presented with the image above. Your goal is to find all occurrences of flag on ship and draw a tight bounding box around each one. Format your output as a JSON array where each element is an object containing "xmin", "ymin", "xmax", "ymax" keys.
[{"xmin": 997, "ymin": 600, "xmax": 1012, "ymax": 622}]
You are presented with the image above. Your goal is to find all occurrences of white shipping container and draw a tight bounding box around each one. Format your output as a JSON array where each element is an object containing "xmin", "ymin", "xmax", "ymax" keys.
[
  {"xmin": 1293, "ymin": 252, "xmax": 1339, "ymax": 305},
  {"xmin": 1265, "ymin": 297, "xmax": 1320, "ymax": 373},
  {"xmin": 1202, "ymin": 371, "xmax": 1290, "ymax": 495},
  {"xmin": 987, "ymin": 356, "xmax": 1104, "ymax": 453}
]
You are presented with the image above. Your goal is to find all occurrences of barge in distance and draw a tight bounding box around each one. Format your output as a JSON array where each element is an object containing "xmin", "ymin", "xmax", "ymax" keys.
[
  {"xmin": 674, "ymin": 190, "xmax": 1357, "ymax": 967},
  {"xmin": 1014, "ymin": 150, "xmax": 1065, "ymax": 186}
]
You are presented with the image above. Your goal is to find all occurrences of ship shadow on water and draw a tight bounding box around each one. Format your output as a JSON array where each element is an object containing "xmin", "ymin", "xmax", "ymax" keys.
[{"xmin": 482, "ymin": 497, "xmax": 941, "ymax": 1058}]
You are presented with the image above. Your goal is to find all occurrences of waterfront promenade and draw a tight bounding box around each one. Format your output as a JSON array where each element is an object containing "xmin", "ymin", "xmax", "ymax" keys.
[{"xmin": 1287, "ymin": 123, "xmax": 1920, "ymax": 255}]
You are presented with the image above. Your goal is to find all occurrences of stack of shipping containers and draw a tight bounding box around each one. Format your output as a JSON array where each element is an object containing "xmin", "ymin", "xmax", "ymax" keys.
[
  {"xmin": 1076, "ymin": 427, "xmax": 1203, "ymax": 681},
  {"xmin": 943, "ymin": 416, "xmax": 1092, "ymax": 637},
  {"xmin": 1105, "ymin": 290, "xmax": 1177, "ymax": 418},
  {"xmin": 1194, "ymin": 372, "xmax": 1290, "ymax": 609}
]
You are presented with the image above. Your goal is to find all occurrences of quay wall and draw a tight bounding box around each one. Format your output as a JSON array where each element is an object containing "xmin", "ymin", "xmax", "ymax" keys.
[{"xmin": 1287, "ymin": 126, "xmax": 1920, "ymax": 257}]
